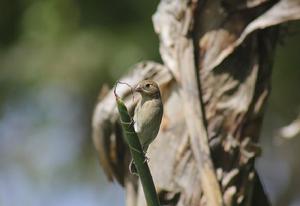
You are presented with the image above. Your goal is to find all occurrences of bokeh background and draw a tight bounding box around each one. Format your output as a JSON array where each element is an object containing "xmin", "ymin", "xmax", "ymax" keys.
[{"xmin": 0, "ymin": 0, "xmax": 299, "ymax": 206}]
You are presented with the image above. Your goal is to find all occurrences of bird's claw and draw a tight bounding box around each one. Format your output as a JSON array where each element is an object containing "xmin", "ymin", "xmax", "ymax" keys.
[{"xmin": 143, "ymin": 152, "xmax": 149, "ymax": 163}]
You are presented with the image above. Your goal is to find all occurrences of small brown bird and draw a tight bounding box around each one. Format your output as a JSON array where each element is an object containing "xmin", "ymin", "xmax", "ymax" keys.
[
  {"xmin": 130, "ymin": 80, "xmax": 163, "ymax": 172},
  {"xmin": 134, "ymin": 80, "xmax": 163, "ymax": 151}
]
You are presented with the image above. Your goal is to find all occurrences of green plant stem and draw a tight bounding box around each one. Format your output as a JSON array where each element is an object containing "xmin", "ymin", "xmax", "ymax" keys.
[{"xmin": 115, "ymin": 94, "xmax": 160, "ymax": 206}]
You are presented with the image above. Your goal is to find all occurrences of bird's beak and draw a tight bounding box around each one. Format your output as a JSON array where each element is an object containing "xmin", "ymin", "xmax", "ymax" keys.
[{"xmin": 134, "ymin": 84, "xmax": 143, "ymax": 92}]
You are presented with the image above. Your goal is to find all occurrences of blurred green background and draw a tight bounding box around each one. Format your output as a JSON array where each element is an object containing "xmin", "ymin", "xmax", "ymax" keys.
[{"xmin": 0, "ymin": 0, "xmax": 299, "ymax": 206}]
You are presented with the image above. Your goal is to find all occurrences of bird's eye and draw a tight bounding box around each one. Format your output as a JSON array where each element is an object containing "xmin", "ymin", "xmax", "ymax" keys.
[{"xmin": 145, "ymin": 84, "xmax": 151, "ymax": 88}]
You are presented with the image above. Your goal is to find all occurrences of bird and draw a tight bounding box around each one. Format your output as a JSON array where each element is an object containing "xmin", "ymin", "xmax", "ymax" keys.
[{"xmin": 130, "ymin": 79, "xmax": 163, "ymax": 173}]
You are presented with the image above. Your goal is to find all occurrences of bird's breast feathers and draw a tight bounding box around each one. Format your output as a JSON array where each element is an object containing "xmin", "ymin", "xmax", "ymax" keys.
[{"xmin": 133, "ymin": 98, "xmax": 163, "ymax": 148}]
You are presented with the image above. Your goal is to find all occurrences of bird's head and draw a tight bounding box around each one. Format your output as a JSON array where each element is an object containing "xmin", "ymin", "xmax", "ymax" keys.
[{"xmin": 134, "ymin": 80, "xmax": 161, "ymax": 99}]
